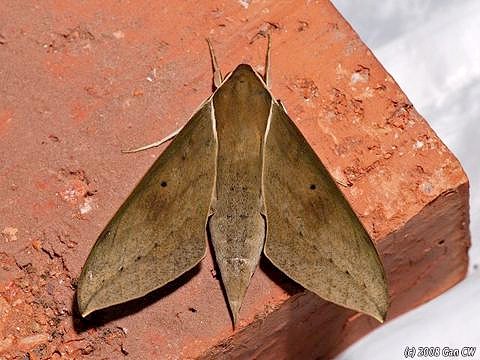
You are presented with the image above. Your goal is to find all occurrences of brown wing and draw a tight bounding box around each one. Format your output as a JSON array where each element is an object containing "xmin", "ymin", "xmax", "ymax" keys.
[
  {"xmin": 263, "ymin": 103, "xmax": 388, "ymax": 322},
  {"xmin": 77, "ymin": 101, "xmax": 216, "ymax": 317}
]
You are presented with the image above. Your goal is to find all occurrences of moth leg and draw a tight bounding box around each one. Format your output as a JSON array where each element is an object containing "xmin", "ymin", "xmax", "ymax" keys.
[
  {"xmin": 265, "ymin": 33, "xmax": 272, "ymax": 88},
  {"xmin": 121, "ymin": 127, "xmax": 181, "ymax": 153},
  {"xmin": 206, "ymin": 38, "xmax": 223, "ymax": 88}
]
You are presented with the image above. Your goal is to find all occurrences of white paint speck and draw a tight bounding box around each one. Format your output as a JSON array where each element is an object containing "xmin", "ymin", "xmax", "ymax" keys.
[
  {"xmin": 414, "ymin": 140, "xmax": 424, "ymax": 149},
  {"xmin": 350, "ymin": 72, "xmax": 368, "ymax": 85},
  {"xmin": 361, "ymin": 87, "xmax": 374, "ymax": 98},
  {"xmin": 79, "ymin": 197, "xmax": 94, "ymax": 215},
  {"xmin": 239, "ymin": 0, "xmax": 250, "ymax": 9},
  {"xmin": 113, "ymin": 30, "xmax": 125, "ymax": 39},
  {"xmin": 420, "ymin": 182, "xmax": 433, "ymax": 194},
  {"xmin": 147, "ymin": 68, "xmax": 157, "ymax": 82},
  {"xmin": 61, "ymin": 188, "xmax": 78, "ymax": 202}
]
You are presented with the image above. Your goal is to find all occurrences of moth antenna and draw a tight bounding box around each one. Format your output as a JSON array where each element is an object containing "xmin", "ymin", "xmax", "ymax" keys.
[
  {"xmin": 121, "ymin": 127, "xmax": 181, "ymax": 153},
  {"xmin": 206, "ymin": 38, "xmax": 223, "ymax": 89},
  {"xmin": 265, "ymin": 33, "xmax": 272, "ymax": 88}
]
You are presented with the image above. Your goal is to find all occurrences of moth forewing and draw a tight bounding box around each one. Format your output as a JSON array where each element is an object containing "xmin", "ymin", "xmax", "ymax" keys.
[
  {"xmin": 262, "ymin": 102, "xmax": 389, "ymax": 322},
  {"xmin": 77, "ymin": 101, "xmax": 217, "ymax": 317}
]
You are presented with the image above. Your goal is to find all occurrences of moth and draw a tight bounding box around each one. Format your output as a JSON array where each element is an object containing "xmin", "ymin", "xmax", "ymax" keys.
[{"xmin": 77, "ymin": 37, "xmax": 388, "ymax": 326}]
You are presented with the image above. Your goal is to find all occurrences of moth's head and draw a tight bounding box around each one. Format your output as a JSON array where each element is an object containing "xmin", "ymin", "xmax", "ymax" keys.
[
  {"xmin": 231, "ymin": 64, "xmax": 265, "ymax": 81},
  {"xmin": 219, "ymin": 64, "xmax": 267, "ymax": 97}
]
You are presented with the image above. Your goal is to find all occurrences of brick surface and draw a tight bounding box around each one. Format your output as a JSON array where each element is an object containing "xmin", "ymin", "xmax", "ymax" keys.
[{"xmin": 0, "ymin": 1, "xmax": 469, "ymax": 359}]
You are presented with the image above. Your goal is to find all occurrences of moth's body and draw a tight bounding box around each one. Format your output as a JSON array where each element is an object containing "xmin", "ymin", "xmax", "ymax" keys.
[
  {"xmin": 209, "ymin": 65, "xmax": 271, "ymax": 320},
  {"xmin": 77, "ymin": 41, "xmax": 388, "ymax": 327}
]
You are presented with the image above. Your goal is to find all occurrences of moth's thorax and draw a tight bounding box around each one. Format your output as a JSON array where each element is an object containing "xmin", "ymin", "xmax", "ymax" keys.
[{"xmin": 213, "ymin": 64, "xmax": 272, "ymax": 134}]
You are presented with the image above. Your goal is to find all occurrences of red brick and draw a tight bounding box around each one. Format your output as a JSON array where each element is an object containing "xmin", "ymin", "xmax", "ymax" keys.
[{"xmin": 0, "ymin": 1, "xmax": 469, "ymax": 359}]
